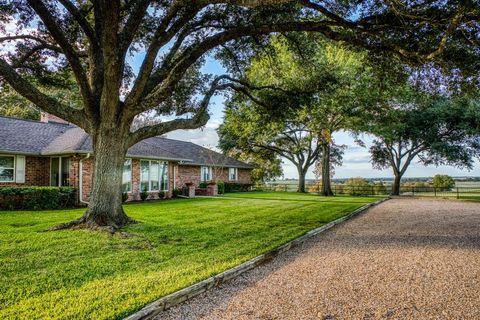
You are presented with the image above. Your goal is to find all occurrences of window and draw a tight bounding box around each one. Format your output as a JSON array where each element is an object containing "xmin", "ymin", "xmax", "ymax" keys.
[
  {"xmin": 122, "ymin": 159, "xmax": 132, "ymax": 192},
  {"xmin": 229, "ymin": 168, "xmax": 237, "ymax": 181},
  {"xmin": 201, "ymin": 166, "xmax": 212, "ymax": 182},
  {"xmin": 140, "ymin": 160, "xmax": 169, "ymax": 192},
  {"xmin": 50, "ymin": 157, "xmax": 70, "ymax": 186},
  {"xmin": 0, "ymin": 156, "xmax": 15, "ymax": 182}
]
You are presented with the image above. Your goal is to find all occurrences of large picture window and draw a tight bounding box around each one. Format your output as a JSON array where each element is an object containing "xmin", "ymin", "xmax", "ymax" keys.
[
  {"xmin": 140, "ymin": 160, "xmax": 169, "ymax": 192},
  {"xmin": 122, "ymin": 159, "xmax": 132, "ymax": 192},
  {"xmin": 0, "ymin": 156, "xmax": 15, "ymax": 182},
  {"xmin": 50, "ymin": 157, "xmax": 70, "ymax": 186}
]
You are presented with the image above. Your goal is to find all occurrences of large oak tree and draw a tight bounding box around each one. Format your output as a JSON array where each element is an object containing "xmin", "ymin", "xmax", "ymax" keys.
[
  {"xmin": 0, "ymin": 0, "xmax": 477, "ymax": 230},
  {"xmin": 367, "ymin": 95, "xmax": 480, "ymax": 195}
]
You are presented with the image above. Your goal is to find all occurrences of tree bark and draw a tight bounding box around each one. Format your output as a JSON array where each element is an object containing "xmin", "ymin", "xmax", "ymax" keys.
[
  {"xmin": 297, "ymin": 166, "xmax": 306, "ymax": 193},
  {"xmin": 50, "ymin": 128, "xmax": 134, "ymax": 232},
  {"xmin": 320, "ymin": 143, "xmax": 334, "ymax": 196},
  {"xmin": 391, "ymin": 173, "xmax": 402, "ymax": 196}
]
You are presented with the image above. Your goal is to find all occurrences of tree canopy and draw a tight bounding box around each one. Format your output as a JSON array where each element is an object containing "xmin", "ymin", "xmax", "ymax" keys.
[
  {"xmin": 219, "ymin": 34, "xmax": 391, "ymax": 194},
  {"xmin": 0, "ymin": 0, "xmax": 478, "ymax": 229},
  {"xmin": 367, "ymin": 93, "xmax": 480, "ymax": 195}
]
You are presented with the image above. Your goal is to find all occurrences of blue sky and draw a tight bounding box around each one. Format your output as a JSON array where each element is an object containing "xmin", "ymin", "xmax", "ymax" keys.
[{"xmin": 132, "ymin": 50, "xmax": 480, "ymax": 180}]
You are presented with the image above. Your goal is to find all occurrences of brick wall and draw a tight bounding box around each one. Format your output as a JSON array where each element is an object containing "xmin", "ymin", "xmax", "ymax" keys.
[
  {"xmin": 176, "ymin": 165, "xmax": 201, "ymax": 187},
  {"xmin": 213, "ymin": 167, "xmax": 251, "ymax": 184},
  {"xmin": 0, "ymin": 156, "xmax": 50, "ymax": 187},
  {"xmin": 79, "ymin": 157, "xmax": 93, "ymax": 202},
  {"xmin": 79, "ymin": 157, "xmax": 176, "ymax": 202},
  {"xmin": 176, "ymin": 164, "xmax": 252, "ymax": 188},
  {"xmin": 0, "ymin": 155, "xmax": 252, "ymax": 203}
]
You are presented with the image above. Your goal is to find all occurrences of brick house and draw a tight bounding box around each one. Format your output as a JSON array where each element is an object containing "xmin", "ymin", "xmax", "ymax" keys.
[{"xmin": 0, "ymin": 114, "xmax": 253, "ymax": 202}]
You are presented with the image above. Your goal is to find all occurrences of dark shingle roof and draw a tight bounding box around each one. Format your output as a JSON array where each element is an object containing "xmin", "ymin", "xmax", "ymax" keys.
[
  {"xmin": 0, "ymin": 116, "xmax": 72, "ymax": 154},
  {"xmin": 147, "ymin": 137, "xmax": 254, "ymax": 169},
  {"xmin": 0, "ymin": 116, "xmax": 253, "ymax": 169}
]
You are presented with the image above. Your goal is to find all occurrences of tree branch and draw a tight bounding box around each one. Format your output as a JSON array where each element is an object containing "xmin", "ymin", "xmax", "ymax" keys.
[
  {"xmin": 119, "ymin": 0, "xmax": 152, "ymax": 52},
  {"xmin": 57, "ymin": 0, "xmax": 97, "ymax": 44},
  {"xmin": 0, "ymin": 58, "xmax": 87, "ymax": 126},
  {"xmin": 125, "ymin": 4, "xmax": 203, "ymax": 109},
  {"xmin": 126, "ymin": 74, "xmax": 234, "ymax": 146},
  {"xmin": 26, "ymin": 0, "xmax": 93, "ymax": 109}
]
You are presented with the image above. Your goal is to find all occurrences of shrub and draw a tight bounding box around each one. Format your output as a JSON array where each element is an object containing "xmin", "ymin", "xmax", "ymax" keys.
[
  {"xmin": 306, "ymin": 182, "xmax": 322, "ymax": 193},
  {"xmin": 217, "ymin": 180, "xmax": 225, "ymax": 194},
  {"xmin": 158, "ymin": 191, "xmax": 165, "ymax": 199},
  {"xmin": 344, "ymin": 178, "xmax": 372, "ymax": 196},
  {"xmin": 199, "ymin": 182, "xmax": 208, "ymax": 189},
  {"xmin": 432, "ymin": 174, "xmax": 455, "ymax": 190},
  {"xmin": 0, "ymin": 187, "xmax": 76, "ymax": 210},
  {"xmin": 140, "ymin": 192, "xmax": 149, "ymax": 201},
  {"xmin": 224, "ymin": 182, "xmax": 252, "ymax": 193},
  {"xmin": 172, "ymin": 188, "xmax": 182, "ymax": 198},
  {"xmin": 122, "ymin": 193, "xmax": 129, "ymax": 203},
  {"xmin": 372, "ymin": 182, "xmax": 388, "ymax": 195}
]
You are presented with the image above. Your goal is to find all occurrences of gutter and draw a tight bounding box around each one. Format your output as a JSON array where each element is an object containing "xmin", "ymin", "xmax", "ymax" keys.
[{"xmin": 79, "ymin": 153, "xmax": 91, "ymax": 205}]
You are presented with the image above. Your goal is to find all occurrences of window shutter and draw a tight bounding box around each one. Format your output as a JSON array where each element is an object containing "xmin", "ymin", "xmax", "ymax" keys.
[{"xmin": 15, "ymin": 155, "xmax": 26, "ymax": 183}]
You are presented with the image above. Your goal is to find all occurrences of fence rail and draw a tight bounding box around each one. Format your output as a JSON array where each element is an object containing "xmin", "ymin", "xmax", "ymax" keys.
[{"xmin": 259, "ymin": 183, "xmax": 480, "ymax": 200}]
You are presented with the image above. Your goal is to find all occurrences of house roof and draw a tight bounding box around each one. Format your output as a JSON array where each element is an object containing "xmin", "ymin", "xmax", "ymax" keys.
[{"xmin": 0, "ymin": 116, "xmax": 254, "ymax": 169}]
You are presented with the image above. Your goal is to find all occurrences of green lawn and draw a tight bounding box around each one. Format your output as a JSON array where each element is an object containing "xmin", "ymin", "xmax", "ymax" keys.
[
  {"xmin": 223, "ymin": 191, "xmax": 383, "ymax": 202},
  {"xmin": 0, "ymin": 193, "xmax": 379, "ymax": 319}
]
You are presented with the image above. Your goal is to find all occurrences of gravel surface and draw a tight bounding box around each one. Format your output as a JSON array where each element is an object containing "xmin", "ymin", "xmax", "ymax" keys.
[{"xmin": 158, "ymin": 198, "xmax": 480, "ymax": 320}]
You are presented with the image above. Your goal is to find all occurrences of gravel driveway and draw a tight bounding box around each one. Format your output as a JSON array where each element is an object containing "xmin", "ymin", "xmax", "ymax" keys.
[{"xmin": 159, "ymin": 198, "xmax": 480, "ymax": 320}]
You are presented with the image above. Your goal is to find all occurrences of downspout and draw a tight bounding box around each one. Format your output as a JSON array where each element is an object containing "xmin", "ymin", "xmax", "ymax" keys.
[
  {"xmin": 173, "ymin": 163, "xmax": 177, "ymax": 190},
  {"xmin": 79, "ymin": 153, "xmax": 91, "ymax": 205}
]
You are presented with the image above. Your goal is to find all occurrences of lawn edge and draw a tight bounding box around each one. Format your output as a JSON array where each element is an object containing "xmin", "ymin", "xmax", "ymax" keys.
[{"xmin": 124, "ymin": 197, "xmax": 390, "ymax": 320}]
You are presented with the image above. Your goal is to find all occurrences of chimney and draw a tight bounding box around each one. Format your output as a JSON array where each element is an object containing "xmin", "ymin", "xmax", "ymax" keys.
[{"xmin": 40, "ymin": 112, "xmax": 70, "ymax": 125}]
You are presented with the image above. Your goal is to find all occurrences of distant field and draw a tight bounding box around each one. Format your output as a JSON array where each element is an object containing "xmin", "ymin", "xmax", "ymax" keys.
[{"xmin": 454, "ymin": 181, "xmax": 480, "ymax": 188}]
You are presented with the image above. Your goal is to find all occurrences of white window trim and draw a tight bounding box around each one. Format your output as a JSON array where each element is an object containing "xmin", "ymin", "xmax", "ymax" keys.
[
  {"xmin": 141, "ymin": 159, "xmax": 169, "ymax": 192},
  {"xmin": 50, "ymin": 156, "xmax": 70, "ymax": 187},
  {"xmin": 0, "ymin": 154, "xmax": 16, "ymax": 183},
  {"xmin": 229, "ymin": 167, "xmax": 238, "ymax": 181},
  {"xmin": 200, "ymin": 166, "xmax": 212, "ymax": 182},
  {"xmin": 123, "ymin": 158, "xmax": 133, "ymax": 193}
]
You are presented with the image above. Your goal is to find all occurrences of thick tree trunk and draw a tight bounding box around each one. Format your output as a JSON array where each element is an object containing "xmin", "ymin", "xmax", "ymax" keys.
[
  {"xmin": 391, "ymin": 173, "xmax": 402, "ymax": 196},
  {"xmin": 51, "ymin": 128, "xmax": 134, "ymax": 232},
  {"xmin": 297, "ymin": 167, "xmax": 306, "ymax": 193},
  {"xmin": 321, "ymin": 143, "xmax": 334, "ymax": 196}
]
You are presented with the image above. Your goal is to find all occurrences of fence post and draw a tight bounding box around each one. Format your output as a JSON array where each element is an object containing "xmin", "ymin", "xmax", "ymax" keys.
[{"xmin": 457, "ymin": 187, "xmax": 459, "ymax": 199}]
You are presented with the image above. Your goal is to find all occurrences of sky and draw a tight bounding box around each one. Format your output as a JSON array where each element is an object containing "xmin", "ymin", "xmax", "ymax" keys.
[
  {"xmin": 153, "ymin": 56, "xmax": 480, "ymax": 180},
  {"xmin": 3, "ymin": 17, "xmax": 479, "ymax": 180}
]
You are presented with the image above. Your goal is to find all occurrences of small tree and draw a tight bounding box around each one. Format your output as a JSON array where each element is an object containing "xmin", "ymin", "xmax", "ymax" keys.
[
  {"xmin": 198, "ymin": 146, "xmax": 229, "ymax": 183},
  {"xmin": 219, "ymin": 102, "xmax": 322, "ymax": 193},
  {"xmin": 432, "ymin": 175, "xmax": 455, "ymax": 189}
]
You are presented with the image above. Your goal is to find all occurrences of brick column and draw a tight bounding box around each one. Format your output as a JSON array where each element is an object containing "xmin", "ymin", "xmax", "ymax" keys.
[
  {"xmin": 186, "ymin": 182, "xmax": 195, "ymax": 198},
  {"xmin": 207, "ymin": 182, "xmax": 218, "ymax": 196}
]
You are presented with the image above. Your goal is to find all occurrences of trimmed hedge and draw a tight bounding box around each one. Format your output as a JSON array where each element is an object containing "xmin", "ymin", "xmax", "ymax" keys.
[
  {"xmin": 0, "ymin": 187, "xmax": 76, "ymax": 210},
  {"xmin": 224, "ymin": 182, "xmax": 252, "ymax": 193}
]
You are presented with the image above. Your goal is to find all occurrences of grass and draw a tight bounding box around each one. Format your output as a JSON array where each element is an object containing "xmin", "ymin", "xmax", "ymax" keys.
[
  {"xmin": 0, "ymin": 193, "xmax": 380, "ymax": 319},
  {"xmin": 223, "ymin": 191, "xmax": 383, "ymax": 202}
]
